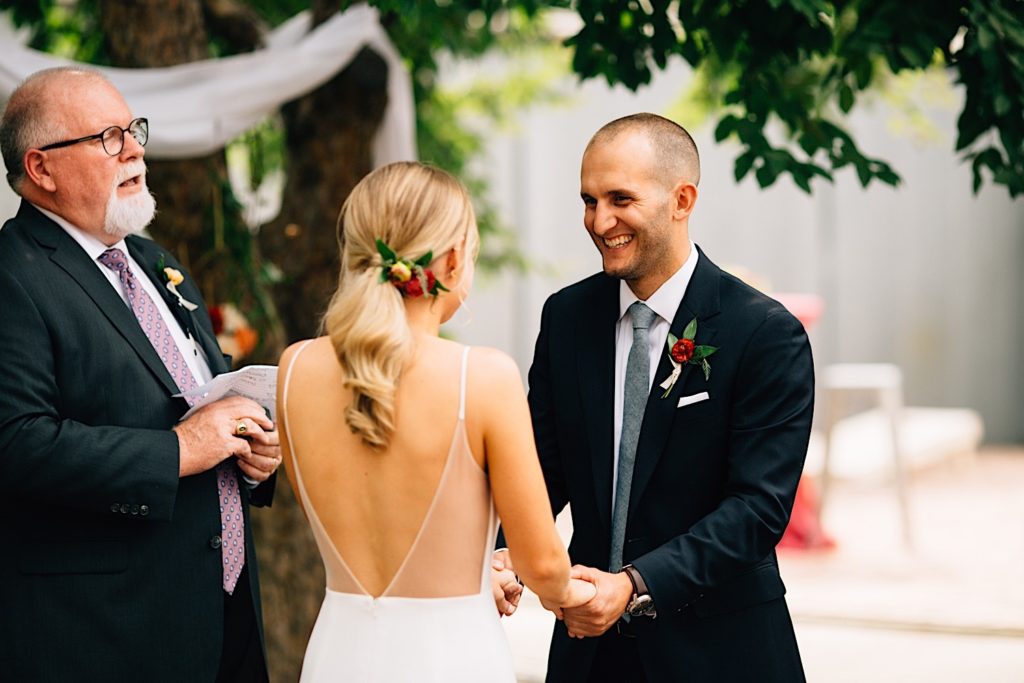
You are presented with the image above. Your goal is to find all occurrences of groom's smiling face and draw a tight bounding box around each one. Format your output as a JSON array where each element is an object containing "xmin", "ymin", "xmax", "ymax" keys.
[{"xmin": 580, "ymin": 128, "xmax": 687, "ymax": 300}]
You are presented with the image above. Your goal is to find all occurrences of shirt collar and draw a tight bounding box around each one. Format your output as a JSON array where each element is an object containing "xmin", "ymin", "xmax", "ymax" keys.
[
  {"xmin": 31, "ymin": 203, "xmax": 128, "ymax": 262},
  {"xmin": 618, "ymin": 241, "xmax": 699, "ymax": 324}
]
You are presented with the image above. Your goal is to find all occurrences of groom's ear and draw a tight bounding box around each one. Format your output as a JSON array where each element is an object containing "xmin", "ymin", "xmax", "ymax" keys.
[{"xmin": 671, "ymin": 181, "xmax": 698, "ymax": 221}]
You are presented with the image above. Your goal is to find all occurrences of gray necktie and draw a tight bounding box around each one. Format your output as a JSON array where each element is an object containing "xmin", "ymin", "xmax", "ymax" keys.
[{"xmin": 609, "ymin": 301, "xmax": 657, "ymax": 572}]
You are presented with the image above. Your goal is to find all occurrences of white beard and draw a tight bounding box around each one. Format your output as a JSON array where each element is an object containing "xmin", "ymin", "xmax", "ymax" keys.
[{"xmin": 103, "ymin": 164, "xmax": 157, "ymax": 240}]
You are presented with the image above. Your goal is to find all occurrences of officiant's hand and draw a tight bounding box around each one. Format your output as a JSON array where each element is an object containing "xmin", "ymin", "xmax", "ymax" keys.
[
  {"xmin": 558, "ymin": 565, "xmax": 632, "ymax": 638},
  {"xmin": 173, "ymin": 396, "xmax": 274, "ymax": 477},
  {"xmin": 234, "ymin": 420, "xmax": 281, "ymax": 483},
  {"xmin": 491, "ymin": 550, "xmax": 522, "ymax": 617}
]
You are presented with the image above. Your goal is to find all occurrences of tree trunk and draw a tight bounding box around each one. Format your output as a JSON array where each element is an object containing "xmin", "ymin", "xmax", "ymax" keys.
[{"xmin": 99, "ymin": 0, "xmax": 217, "ymax": 267}]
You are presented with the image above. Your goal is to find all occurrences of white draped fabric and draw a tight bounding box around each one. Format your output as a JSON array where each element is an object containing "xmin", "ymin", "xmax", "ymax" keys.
[{"xmin": 0, "ymin": 4, "xmax": 416, "ymax": 165}]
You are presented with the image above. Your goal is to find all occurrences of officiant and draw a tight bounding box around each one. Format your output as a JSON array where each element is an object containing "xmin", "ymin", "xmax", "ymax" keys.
[{"xmin": 0, "ymin": 67, "xmax": 280, "ymax": 682}]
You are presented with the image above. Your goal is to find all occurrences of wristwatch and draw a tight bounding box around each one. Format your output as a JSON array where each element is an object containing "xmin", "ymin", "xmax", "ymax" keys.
[{"xmin": 621, "ymin": 564, "xmax": 657, "ymax": 618}]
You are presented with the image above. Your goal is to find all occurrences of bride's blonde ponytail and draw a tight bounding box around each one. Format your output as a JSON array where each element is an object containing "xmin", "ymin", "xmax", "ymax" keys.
[{"xmin": 322, "ymin": 162, "xmax": 477, "ymax": 449}]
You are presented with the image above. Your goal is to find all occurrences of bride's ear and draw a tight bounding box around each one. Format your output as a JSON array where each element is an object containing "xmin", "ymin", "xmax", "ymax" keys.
[{"xmin": 444, "ymin": 246, "xmax": 463, "ymax": 282}]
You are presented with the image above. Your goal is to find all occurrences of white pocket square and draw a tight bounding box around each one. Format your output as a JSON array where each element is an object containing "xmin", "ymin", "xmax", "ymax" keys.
[{"xmin": 677, "ymin": 392, "xmax": 710, "ymax": 408}]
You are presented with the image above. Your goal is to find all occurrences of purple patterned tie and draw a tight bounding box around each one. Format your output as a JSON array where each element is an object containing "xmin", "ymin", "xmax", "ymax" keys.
[{"xmin": 99, "ymin": 248, "xmax": 244, "ymax": 594}]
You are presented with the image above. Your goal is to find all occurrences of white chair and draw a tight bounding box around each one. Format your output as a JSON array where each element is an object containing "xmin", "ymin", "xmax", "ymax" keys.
[{"xmin": 818, "ymin": 363, "xmax": 912, "ymax": 547}]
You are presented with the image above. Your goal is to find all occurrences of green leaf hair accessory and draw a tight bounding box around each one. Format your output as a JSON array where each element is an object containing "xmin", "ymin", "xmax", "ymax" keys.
[{"xmin": 376, "ymin": 239, "xmax": 450, "ymax": 298}]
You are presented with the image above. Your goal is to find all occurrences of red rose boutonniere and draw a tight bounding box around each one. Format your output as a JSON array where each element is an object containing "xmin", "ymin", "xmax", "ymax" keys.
[{"xmin": 659, "ymin": 317, "xmax": 718, "ymax": 398}]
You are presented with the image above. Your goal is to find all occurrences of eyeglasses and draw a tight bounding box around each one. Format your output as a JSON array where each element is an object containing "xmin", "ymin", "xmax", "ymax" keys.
[{"xmin": 38, "ymin": 118, "xmax": 148, "ymax": 156}]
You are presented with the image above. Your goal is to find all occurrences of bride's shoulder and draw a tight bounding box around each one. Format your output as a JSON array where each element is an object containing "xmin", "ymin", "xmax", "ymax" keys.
[
  {"xmin": 465, "ymin": 346, "xmax": 524, "ymax": 388},
  {"xmin": 279, "ymin": 337, "xmax": 333, "ymax": 371}
]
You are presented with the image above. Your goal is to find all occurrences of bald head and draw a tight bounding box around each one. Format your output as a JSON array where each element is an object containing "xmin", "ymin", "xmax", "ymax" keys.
[
  {"xmin": 585, "ymin": 113, "xmax": 700, "ymax": 189},
  {"xmin": 1, "ymin": 67, "xmax": 111, "ymax": 192}
]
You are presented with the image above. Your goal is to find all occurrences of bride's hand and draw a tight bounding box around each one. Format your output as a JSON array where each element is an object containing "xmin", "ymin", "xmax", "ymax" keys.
[
  {"xmin": 560, "ymin": 577, "xmax": 597, "ymax": 608},
  {"xmin": 491, "ymin": 564, "xmax": 522, "ymax": 617}
]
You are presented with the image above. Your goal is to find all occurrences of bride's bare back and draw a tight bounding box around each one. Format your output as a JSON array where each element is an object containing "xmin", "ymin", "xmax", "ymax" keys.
[{"xmin": 281, "ymin": 336, "xmax": 491, "ymax": 598}]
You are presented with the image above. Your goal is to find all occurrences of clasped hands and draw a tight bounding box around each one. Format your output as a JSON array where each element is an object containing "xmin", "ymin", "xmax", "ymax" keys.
[
  {"xmin": 491, "ymin": 551, "xmax": 631, "ymax": 638},
  {"xmin": 173, "ymin": 395, "xmax": 281, "ymax": 482}
]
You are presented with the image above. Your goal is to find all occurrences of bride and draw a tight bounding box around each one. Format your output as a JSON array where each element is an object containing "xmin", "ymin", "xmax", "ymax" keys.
[{"xmin": 277, "ymin": 161, "xmax": 594, "ymax": 681}]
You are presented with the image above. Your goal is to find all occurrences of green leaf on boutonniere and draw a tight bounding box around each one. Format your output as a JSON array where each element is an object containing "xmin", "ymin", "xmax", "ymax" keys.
[
  {"xmin": 414, "ymin": 251, "xmax": 433, "ymax": 267},
  {"xmin": 691, "ymin": 345, "xmax": 719, "ymax": 361},
  {"xmin": 376, "ymin": 239, "xmax": 397, "ymax": 263},
  {"xmin": 701, "ymin": 358, "xmax": 712, "ymax": 381},
  {"xmin": 667, "ymin": 332, "xmax": 679, "ymax": 349},
  {"xmin": 157, "ymin": 254, "xmax": 166, "ymax": 273},
  {"xmin": 682, "ymin": 318, "xmax": 698, "ymax": 340}
]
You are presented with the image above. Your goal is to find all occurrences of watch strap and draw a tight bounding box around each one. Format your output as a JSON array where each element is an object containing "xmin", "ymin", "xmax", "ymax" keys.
[{"xmin": 622, "ymin": 564, "xmax": 648, "ymax": 597}]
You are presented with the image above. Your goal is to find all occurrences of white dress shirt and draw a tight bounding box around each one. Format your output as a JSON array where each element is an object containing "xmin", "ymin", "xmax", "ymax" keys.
[
  {"xmin": 611, "ymin": 242, "xmax": 699, "ymax": 505},
  {"xmin": 35, "ymin": 204, "xmax": 214, "ymax": 387}
]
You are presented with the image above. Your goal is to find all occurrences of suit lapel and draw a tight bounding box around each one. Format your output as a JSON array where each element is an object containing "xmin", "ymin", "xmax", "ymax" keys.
[
  {"xmin": 26, "ymin": 208, "xmax": 181, "ymax": 397},
  {"xmin": 628, "ymin": 247, "xmax": 722, "ymax": 520},
  {"xmin": 127, "ymin": 237, "xmax": 228, "ymax": 377},
  {"xmin": 576, "ymin": 276, "xmax": 620, "ymax": 533}
]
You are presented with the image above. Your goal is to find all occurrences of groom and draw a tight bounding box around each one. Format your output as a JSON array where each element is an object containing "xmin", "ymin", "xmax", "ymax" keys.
[
  {"xmin": 527, "ymin": 114, "xmax": 814, "ymax": 682},
  {"xmin": 0, "ymin": 67, "xmax": 280, "ymax": 681}
]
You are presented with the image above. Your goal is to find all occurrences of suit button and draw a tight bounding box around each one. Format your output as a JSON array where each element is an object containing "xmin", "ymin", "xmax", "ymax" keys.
[
  {"xmin": 210, "ymin": 535, "xmax": 222, "ymax": 549},
  {"xmin": 110, "ymin": 503, "xmax": 119, "ymax": 513},
  {"xmin": 130, "ymin": 504, "xmax": 140, "ymax": 515},
  {"xmin": 119, "ymin": 504, "xmax": 129, "ymax": 514},
  {"xmin": 139, "ymin": 505, "xmax": 150, "ymax": 517}
]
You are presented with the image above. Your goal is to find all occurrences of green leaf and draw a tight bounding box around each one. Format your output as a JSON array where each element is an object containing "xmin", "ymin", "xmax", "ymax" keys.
[
  {"xmin": 714, "ymin": 115, "xmax": 738, "ymax": 142},
  {"xmin": 792, "ymin": 169, "xmax": 812, "ymax": 194},
  {"xmin": 415, "ymin": 250, "xmax": 433, "ymax": 267},
  {"xmin": 854, "ymin": 59, "xmax": 873, "ymax": 89},
  {"xmin": 701, "ymin": 358, "xmax": 712, "ymax": 381},
  {"xmin": 734, "ymin": 150, "xmax": 757, "ymax": 182},
  {"xmin": 376, "ymin": 239, "xmax": 396, "ymax": 263},
  {"xmin": 838, "ymin": 83, "xmax": 854, "ymax": 113},
  {"xmin": 682, "ymin": 318, "xmax": 697, "ymax": 340},
  {"xmin": 667, "ymin": 332, "xmax": 679, "ymax": 348},
  {"xmin": 692, "ymin": 345, "xmax": 718, "ymax": 360},
  {"xmin": 690, "ymin": 345, "xmax": 714, "ymax": 361}
]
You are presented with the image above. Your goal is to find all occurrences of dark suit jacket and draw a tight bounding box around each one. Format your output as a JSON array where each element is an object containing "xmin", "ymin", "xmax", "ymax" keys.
[
  {"xmin": 0, "ymin": 201, "xmax": 274, "ymax": 682},
  {"xmin": 531, "ymin": 247, "xmax": 814, "ymax": 683}
]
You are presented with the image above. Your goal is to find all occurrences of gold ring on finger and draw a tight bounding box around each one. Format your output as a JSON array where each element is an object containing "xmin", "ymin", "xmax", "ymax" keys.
[{"xmin": 236, "ymin": 421, "xmax": 248, "ymax": 435}]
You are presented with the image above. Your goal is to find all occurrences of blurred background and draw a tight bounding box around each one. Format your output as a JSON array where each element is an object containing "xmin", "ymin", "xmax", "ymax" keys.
[{"xmin": 2, "ymin": 2, "xmax": 1022, "ymax": 681}]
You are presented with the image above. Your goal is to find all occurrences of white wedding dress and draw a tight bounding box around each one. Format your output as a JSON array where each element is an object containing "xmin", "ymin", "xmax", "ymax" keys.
[{"xmin": 281, "ymin": 344, "xmax": 516, "ymax": 682}]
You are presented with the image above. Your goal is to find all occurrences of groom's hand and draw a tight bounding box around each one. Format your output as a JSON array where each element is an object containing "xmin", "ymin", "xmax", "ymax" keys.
[{"xmin": 560, "ymin": 565, "xmax": 633, "ymax": 638}]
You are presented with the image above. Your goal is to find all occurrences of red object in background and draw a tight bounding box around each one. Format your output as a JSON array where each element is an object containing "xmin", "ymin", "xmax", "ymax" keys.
[
  {"xmin": 208, "ymin": 305, "xmax": 224, "ymax": 336},
  {"xmin": 772, "ymin": 293, "xmax": 835, "ymax": 551},
  {"xmin": 777, "ymin": 475, "xmax": 835, "ymax": 550}
]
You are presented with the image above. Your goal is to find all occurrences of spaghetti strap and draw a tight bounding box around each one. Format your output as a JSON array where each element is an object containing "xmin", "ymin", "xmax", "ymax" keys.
[
  {"xmin": 458, "ymin": 345, "xmax": 471, "ymax": 421},
  {"xmin": 281, "ymin": 339, "xmax": 314, "ymax": 482}
]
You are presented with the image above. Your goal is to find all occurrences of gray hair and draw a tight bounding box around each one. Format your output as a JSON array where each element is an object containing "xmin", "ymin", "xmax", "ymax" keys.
[{"xmin": 1, "ymin": 67, "xmax": 111, "ymax": 193}]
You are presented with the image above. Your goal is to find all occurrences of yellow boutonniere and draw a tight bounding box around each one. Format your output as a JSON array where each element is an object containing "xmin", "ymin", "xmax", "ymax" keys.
[
  {"xmin": 157, "ymin": 256, "xmax": 199, "ymax": 312},
  {"xmin": 163, "ymin": 267, "xmax": 184, "ymax": 287}
]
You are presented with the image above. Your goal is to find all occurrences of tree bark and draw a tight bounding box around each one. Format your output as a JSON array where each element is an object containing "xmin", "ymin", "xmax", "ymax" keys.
[
  {"xmin": 257, "ymin": 47, "xmax": 389, "ymax": 341},
  {"xmin": 99, "ymin": 0, "xmax": 218, "ymax": 268}
]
